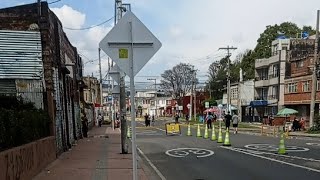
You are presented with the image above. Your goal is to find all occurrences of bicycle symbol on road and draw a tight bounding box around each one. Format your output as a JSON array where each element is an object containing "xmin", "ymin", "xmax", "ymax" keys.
[
  {"xmin": 165, "ymin": 148, "xmax": 214, "ymax": 158},
  {"xmin": 244, "ymin": 144, "xmax": 309, "ymax": 152}
]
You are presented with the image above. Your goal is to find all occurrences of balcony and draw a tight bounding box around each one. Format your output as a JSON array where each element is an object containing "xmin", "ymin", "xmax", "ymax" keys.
[
  {"xmin": 255, "ymin": 77, "xmax": 269, "ymax": 87},
  {"xmin": 255, "ymin": 54, "xmax": 279, "ymax": 68},
  {"xmin": 254, "ymin": 96, "xmax": 268, "ymax": 101}
]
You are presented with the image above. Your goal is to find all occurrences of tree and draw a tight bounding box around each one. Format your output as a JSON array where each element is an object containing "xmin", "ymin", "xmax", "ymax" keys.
[
  {"xmin": 160, "ymin": 63, "xmax": 198, "ymax": 103},
  {"xmin": 240, "ymin": 50, "xmax": 256, "ymax": 80}
]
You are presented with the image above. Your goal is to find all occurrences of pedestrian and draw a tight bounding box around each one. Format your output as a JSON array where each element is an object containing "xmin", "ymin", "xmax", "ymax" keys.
[
  {"xmin": 82, "ymin": 114, "xmax": 88, "ymax": 138},
  {"xmin": 97, "ymin": 114, "xmax": 102, "ymax": 127},
  {"xmin": 224, "ymin": 111, "xmax": 232, "ymax": 131},
  {"xmin": 175, "ymin": 113, "xmax": 179, "ymax": 123},
  {"xmin": 151, "ymin": 114, "xmax": 155, "ymax": 126},
  {"xmin": 232, "ymin": 112, "xmax": 239, "ymax": 134},
  {"xmin": 144, "ymin": 113, "xmax": 149, "ymax": 127},
  {"xmin": 206, "ymin": 112, "xmax": 213, "ymax": 129},
  {"xmin": 186, "ymin": 114, "xmax": 190, "ymax": 124}
]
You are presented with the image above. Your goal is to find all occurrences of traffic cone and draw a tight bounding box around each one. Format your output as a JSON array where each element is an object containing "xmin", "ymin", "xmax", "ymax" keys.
[
  {"xmin": 187, "ymin": 123, "xmax": 192, "ymax": 136},
  {"xmin": 196, "ymin": 124, "xmax": 202, "ymax": 137},
  {"xmin": 127, "ymin": 126, "xmax": 131, "ymax": 138},
  {"xmin": 278, "ymin": 133, "xmax": 287, "ymax": 154},
  {"xmin": 211, "ymin": 125, "xmax": 217, "ymax": 141},
  {"xmin": 223, "ymin": 128, "xmax": 231, "ymax": 146},
  {"xmin": 217, "ymin": 126, "xmax": 223, "ymax": 143},
  {"xmin": 204, "ymin": 125, "xmax": 209, "ymax": 139}
]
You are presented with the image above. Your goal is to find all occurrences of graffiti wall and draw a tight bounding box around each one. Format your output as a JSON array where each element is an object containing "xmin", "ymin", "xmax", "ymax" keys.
[{"xmin": 0, "ymin": 137, "xmax": 56, "ymax": 180}]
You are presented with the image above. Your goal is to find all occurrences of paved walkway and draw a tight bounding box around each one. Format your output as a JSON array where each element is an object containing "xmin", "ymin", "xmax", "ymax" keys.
[{"xmin": 33, "ymin": 125, "xmax": 153, "ymax": 180}]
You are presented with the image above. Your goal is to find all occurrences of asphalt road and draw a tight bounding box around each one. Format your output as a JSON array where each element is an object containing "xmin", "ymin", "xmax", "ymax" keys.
[{"xmin": 134, "ymin": 118, "xmax": 320, "ymax": 180}]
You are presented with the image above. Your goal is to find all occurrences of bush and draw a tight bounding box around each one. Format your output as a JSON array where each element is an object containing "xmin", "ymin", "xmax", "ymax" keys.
[
  {"xmin": 307, "ymin": 114, "xmax": 320, "ymax": 133},
  {"xmin": 0, "ymin": 97, "xmax": 51, "ymax": 151}
]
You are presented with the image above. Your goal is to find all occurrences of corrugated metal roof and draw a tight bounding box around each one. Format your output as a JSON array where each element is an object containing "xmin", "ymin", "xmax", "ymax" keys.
[{"xmin": 0, "ymin": 30, "xmax": 43, "ymax": 79}]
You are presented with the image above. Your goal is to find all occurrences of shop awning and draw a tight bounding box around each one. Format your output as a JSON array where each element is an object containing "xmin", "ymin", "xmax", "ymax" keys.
[{"xmin": 249, "ymin": 100, "xmax": 268, "ymax": 107}]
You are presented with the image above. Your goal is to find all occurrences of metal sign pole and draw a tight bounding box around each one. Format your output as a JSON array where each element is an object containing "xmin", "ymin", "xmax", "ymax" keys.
[{"xmin": 129, "ymin": 21, "xmax": 137, "ymax": 180}]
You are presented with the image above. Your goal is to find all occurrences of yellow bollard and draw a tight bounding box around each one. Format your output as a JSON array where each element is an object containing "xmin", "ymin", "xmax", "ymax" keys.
[
  {"xmin": 211, "ymin": 125, "xmax": 217, "ymax": 141},
  {"xmin": 127, "ymin": 126, "xmax": 131, "ymax": 138},
  {"xmin": 223, "ymin": 128, "xmax": 231, "ymax": 146},
  {"xmin": 217, "ymin": 126, "xmax": 223, "ymax": 143},
  {"xmin": 187, "ymin": 123, "xmax": 192, "ymax": 136},
  {"xmin": 278, "ymin": 133, "xmax": 287, "ymax": 154},
  {"xmin": 196, "ymin": 124, "xmax": 202, "ymax": 137},
  {"xmin": 204, "ymin": 125, "xmax": 209, "ymax": 139}
]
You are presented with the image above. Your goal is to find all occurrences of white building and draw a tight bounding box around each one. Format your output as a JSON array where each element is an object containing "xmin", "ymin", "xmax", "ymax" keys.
[{"xmin": 254, "ymin": 39, "xmax": 289, "ymax": 116}]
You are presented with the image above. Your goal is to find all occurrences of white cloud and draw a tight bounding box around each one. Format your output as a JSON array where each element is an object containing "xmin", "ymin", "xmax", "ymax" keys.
[
  {"xmin": 51, "ymin": 5, "xmax": 112, "ymax": 77},
  {"xmin": 50, "ymin": 0, "xmax": 320, "ymax": 82},
  {"xmin": 51, "ymin": 5, "xmax": 85, "ymax": 29}
]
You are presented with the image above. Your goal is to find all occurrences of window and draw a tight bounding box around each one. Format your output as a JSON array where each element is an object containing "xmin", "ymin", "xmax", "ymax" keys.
[
  {"xmin": 296, "ymin": 61, "xmax": 304, "ymax": 68},
  {"xmin": 302, "ymin": 81, "xmax": 310, "ymax": 92},
  {"xmin": 85, "ymin": 93, "xmax": 88, "ymax": 101},
  {"xmin": 287, "ymin": 83, "xmax": 297, "ymax": 93},
  {"xmin": 231, "ymin": 88, "xmax": 238, "ymax": 99},
  {"xmin": 317, "ymin": 80, "xmax": 320, "ymax": 91}
]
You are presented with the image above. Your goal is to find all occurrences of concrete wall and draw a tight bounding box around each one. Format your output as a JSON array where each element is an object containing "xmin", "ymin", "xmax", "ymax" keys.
[{"xmin": 0, "ymin": 137, "xmax": 56, "ymax": 180}]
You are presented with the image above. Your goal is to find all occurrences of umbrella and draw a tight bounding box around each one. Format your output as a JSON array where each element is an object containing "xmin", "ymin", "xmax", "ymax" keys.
[
  {"xmin": 203, "ymin": 107, "xmax": 219, "ymax": 113},
  {"xmin": 276, "ymin": 108, "xmax": 298, "ymax": 116}
]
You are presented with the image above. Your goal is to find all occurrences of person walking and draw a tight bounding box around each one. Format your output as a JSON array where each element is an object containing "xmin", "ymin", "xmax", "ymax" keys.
[
  {"xmin": 224, "ymin": 111, "xmax": 232, "ymax": 131},
  {"xmin": 175, "ymin": 113, "xmax": 179, "ymax": 123},
  {"xmin": 144, "ymin": 113, "xmax": 149, "ymax": 127},
  {"xmin": 232, "ymin": 112, "xmax": 239, "ymax": 134},
  {"xmin": 206, "ymin": 112, "xmax": 213, "ymax": 129},
  {"xmin": 81, "ymin": 114, "xmax": 88, "ymax": 138}
]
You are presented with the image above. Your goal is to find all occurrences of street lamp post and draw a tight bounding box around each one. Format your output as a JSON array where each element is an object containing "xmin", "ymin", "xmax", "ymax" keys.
[
  {"xmin": 187, "ymin": 103, "xmax": 191, "ymax": 123},
  {"xmin": 147, "ymin": 78, "xmax": 157, "ymax": 117},
  {"xmin": 218, "ymin": 104, "xmax": 223, "ymax": 129}
]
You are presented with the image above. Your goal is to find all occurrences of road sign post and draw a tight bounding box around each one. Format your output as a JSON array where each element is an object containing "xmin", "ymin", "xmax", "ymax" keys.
[{"xmin": 99, "ymin": 11, "xmax": 161, "ymax": 180}]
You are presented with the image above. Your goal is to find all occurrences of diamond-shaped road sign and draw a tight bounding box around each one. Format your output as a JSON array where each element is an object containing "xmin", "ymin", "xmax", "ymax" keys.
[
  {"xmin": 109, "ymin": 64, "xmax": 124, "ymax": 84},
  {"xmin": 99, "ymin": 11, "xmax": 162, "ymax": 77}
]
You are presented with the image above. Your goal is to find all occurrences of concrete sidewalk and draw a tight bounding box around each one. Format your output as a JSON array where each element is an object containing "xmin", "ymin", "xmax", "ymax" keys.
[{"xmin": 33, "ymin": 126, "xmax": 152, "ymax": 180}]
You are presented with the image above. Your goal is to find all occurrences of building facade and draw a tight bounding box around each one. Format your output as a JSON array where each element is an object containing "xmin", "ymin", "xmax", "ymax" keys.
[
  {"xmin": 0, "ymin": 2, "xmax": 84, "ymax": 154},
  {"xmin": 254, "ymin": 39, "xmax": 290, "ymax": 116},
  {"xmin": 284, "ymin": 38, "xmax": 320, "ymax": 122}
]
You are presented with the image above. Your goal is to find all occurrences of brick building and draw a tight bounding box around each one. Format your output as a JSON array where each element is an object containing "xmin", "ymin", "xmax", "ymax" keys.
[
  {"xmin": 0, "ymin": 2, "xmax": 84, "ymax": 154},
  {"xmin": 284, "ymin": 37, "xmax": 320, "ymax": 121}
]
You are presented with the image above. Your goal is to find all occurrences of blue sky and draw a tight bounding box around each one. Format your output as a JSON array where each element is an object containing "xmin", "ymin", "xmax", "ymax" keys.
[{"xmin": 1, "ymin": 0, "xmax": 320, "ymax": 87}]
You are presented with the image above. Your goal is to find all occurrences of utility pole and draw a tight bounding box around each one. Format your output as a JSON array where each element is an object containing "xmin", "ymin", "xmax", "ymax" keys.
[
  {"xmin": 219, "ymin": 46, "xmax": 237, "ymax": 113},
  {"xmin": 98, "ymin": 48, "xmax": 103, "ymax": 114},
  {"xmin": 114, "ymin": 0, "xmax": 128, "ymax": 154},
  {"xmin": 147, "ymin": 78, "xmax": 157, "ymax": 117},
  {"xmin": 193, "ymin": 70, "xmax": 197, "ymax": 121},
  {"xmin": 310, "ymin": 10, "xmax": 320, "ymax": 128},
  {"xmin": 190, "ymin": 72, "xmax": 193, "ymax": 120}
]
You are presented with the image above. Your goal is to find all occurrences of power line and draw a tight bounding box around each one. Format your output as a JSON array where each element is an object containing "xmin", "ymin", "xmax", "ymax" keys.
[
  {"xmin": 64, "ymin": 16, "xmax": 114, "ymax": 30},
  {"xmin": 47, "ymin": 0, "xmax": 62, "ymax": 4}
]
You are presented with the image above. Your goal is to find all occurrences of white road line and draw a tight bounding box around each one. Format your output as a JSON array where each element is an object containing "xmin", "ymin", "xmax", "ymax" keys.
[
  {"xmin": 262, "ymin": 151, "xmax": 320, "ymax": 163},
  {"xmin": 137, "ymin": 122, "xmax": 166, "ymax": 132},
  {"xmin": 220, "ymin": 146, "xmax": 320, "ymax": 173},
  {"xmin": 137, "ymin": 147, "xmax": 167, "ymax": 180}
]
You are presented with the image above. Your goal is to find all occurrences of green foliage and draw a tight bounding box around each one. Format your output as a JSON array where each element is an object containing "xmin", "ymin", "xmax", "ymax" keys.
[
  {"xmin": 203, "ymin": 98, "xmax": 217, "ymax": 107},
  {"xmin": 0, "ymin": 97, "xmax": 51, "ymax": 151},
  {"xmin": 307, "ymin": 114, "xmax": 320, "ymax": 133}
]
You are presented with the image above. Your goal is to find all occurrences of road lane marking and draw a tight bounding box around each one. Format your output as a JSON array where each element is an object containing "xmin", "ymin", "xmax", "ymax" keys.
[
  {"xmin": 137, "ymin": 147, "xmax": 166, "ymax": 180},
  {"xmin": 165, "ymin": 148, "xmax": 214, "ymax": 158},
  {"xmin": 137, "ymin": 122, "xmax": 166, "ymax": 132},
  {"xmin": 220, "ymin": 146, "xmax": 320, "ymax": 173},
  {"xmin": 306, "ymin": 142, "xmax": 320, "ymax": 146},
  {"xmin": 231, "ymin": 147, "xmax": 320, "ymax": 162},
  {"xmin": 244, "ymin": 144, "xmax": 309, "ymax": 152}
]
